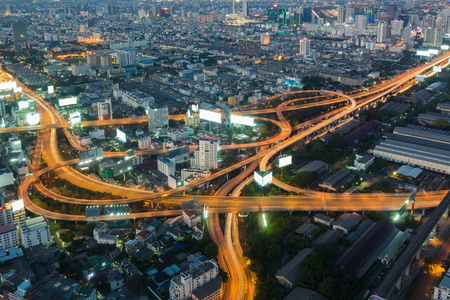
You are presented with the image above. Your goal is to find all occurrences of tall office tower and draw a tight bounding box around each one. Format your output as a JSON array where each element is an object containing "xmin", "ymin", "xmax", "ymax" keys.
[
  {"xmin": 12, "ymin": 22, "xmax": 27, "ymax": 52},
  {"xmin": 0, "ymin": 193, "xmax": 13, "ymax": 227},
  {"xmin": 232, "ymin": 0, "xmax": 236, "ymax": 14},
  {"xmin": 446, "ymin": 17, "xmax": 450, "ymax": 34},
  {"xmin": 355, "ymin": 14, "xmax": 368, "ymax": 31},
  {"xmin": 191, "ymin": 138, "xmax": 219, "ymax": 170},
  {"xmin": 423, "ymin": 14, "xmax": 436, "ymax": 29},
  {"xmin": 390, "ymin": 19, "xmax": 404, "ymax": 35},
  {"xmin": 97, "ymin": 99, "xmax": 112, "ymax": 120},
  {"xmin": 408, "ymin": 14, "xmax": 420, "ymax": 27},
  {"xmin": 403, "ymin": 26, "xmax": 412, "ymax": 45},
  {"xmin": 365, "ymin": 6, "xmax": 374, "ymax": 23},
  {"xmin": 386, "ymin": 4, "xmax": 397, "ymax": 19},
  {"xmin": 299, "ymin": 38, "xmax": 311, "ymax": 57},
  {"xmin": 337, "ymin": 5, "xmax": 345, "ymax": 23},
  {"xmin": 242, "ymin": 1, "xmax": 248, "ymax": 17},
  {"xmin": 268, "ymin": 5, "xmax": 279, "ymax": 22},
  {"xmin": 0, "ymin": 100, "xmax": 5, "ymax": 117},
  {"xmin": 148, "ymin": 107, "xmax": 169, "ymax": 132},
  {"xmin": 345, "ymin": 4, "xmax": 353, "ymax": 22},
  {"xmin": 302, "ymin": 7, "xmax": 312, "ymax": 23},
  {"xmin": 377, "ymin": 22, "xmax": 387, "ymax": 43},
  {"xmin": 424, "ymin": 28, "xmax": 444, "ymax": 47}
]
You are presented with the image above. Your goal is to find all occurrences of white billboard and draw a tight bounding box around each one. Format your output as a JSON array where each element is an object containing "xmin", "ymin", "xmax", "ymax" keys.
[
  {"xmin": 277, "ymin": 155, "xmax": 292, "ymax": 168},
  {"xmin": 433, "ymin": 66, "xmax": 442, "ymax": 73},
  {"xmin": 230, "ymin": 114, "xmax": 255, "ymax": 126},
  {"xmin": 191, "ymin": 104, "xmax": 199, "ymax": 112},
  {"xmin": 59, "ymin": 97, "xmax": 78, "ymax": 107},
  {"xmin": 254, "ymin": 171, "xmax": 273, "ymax": 186},
  {"xmin": 9, "ymin": 199, "xmax": 24, "ymax": 212},
  {"xmin": 116, "ymin": 129, "xmax": 127, "ymax": 143},
  {"xmin": 429, "ymin": 49, "xmax": 439, "ymax": 55},
  {"xmin": 26, "ymin": 113, "xmax": 40, "ymax": 125},
  {"xmin": 69, "ymin": 112, "xmax": 81, "ymax": 124},
  {"xmin": 415, "ymin": 75, "xmax": 425, "ymax": 82},
  {"xmin": 48, "ymin": 86, "xmax": 54, "ymax": 94},
  {"xmin": 0, "ymin": 81, "xmax": 16, "ymax": 91},
  {"xmin": 13, "ymin": 87, "xmax": 22, "ymax": 93},
  {"xmin": 442, "ymin": 45, "xmax": 450, "ymax": 50},
  {"xmin": 199, "ymin": 109, "xmax": 221, "ymax": 124},
  {"xmin": 18, "ymin": 101, "xmax": 29, "ymax": 110},
  {"xmin": 416, "ymin": 50, "xmax": 430, "ymax": 57}
]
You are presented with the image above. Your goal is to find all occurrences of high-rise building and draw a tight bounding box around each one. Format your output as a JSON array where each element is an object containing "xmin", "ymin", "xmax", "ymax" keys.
[
  {"xmin": 403, "ymin": 26, "xmax": 412, "ymax": 45},
  {"xmin": 260, "ymin": 33, "xmax": 270, "ymax": 45},
  {"xmin": 386, "ymin": 4, "xmax": 397, "ymax": 19},
  {"xmin": 268, "ymin": 5, "xmax": 279, "ymax": 22},
  {"xmin": 377, "ymin": 22, "xmax": 387, "ymax": 43},
  {"xmin": 0, "ymin": 224, "xmax": 19, "ymax": 251},
  {"xmin": 12, "ymin": 22, "xmax": 27, "ymax": 52},
  {"xmin": 423, "ymin": 14, "xmax": 436, "ymax": 29},
  {"xmin": 355, "ymin": 15, "xmax": 367, "ymax": 31},
  {"xmin": 191, "ymin": 138, "xmax": 219, "ymax": 170},
  {"xmin": 242, "ymin": 1, "xmax": 248, "ymax": 17},
  {"xmin": 424, "ymin": 27, "xmax": 444, "ymax": 47},
  {"xmin": 0, "ymin": 100, "xmax": 6, "ymax": 117},
  {"xmin": 299, "ymin": 38, "xmax": 311, "ymax": 57},
  {"xmin": 365, "ymin": 6, "xmax": 374, "ymax": 23},
  {"xmin": 345, "ymin": 4, "xmax": 353, "ymax": 22},
  {"xmin": 148, "ymin": 107, "xmax": 169, "ymax": 132},
  {"xmin": 18, "ymin": 216, "xmax": 52, "ymax": 249},
  {"xmin": 0, "ymin": 193, "xmax": 13, "ymax": 227},
  {"xmin": 157, "ymin": 156, "xmax": 176, "ymax": 177},
  {"xmin": 97, "ymin": 99, "xmax": 112, "ymax": 120},
  {"xmin": 390, "ymin": 19, "xmax": 404, "ymax": 36},
  {"xmin": 337, "ymin": 5, "xmax": 345, "ymax": 23},
  {"xmin": 169, "ymin": 260, "xmax": 220, "ymax": 300},
  {"xmin": 302, "ymin": 7, "xmax": 312, "ymax": 23},
  {"xmin": 232, "ymin": 0, "xmax": 236, "ymax": 14}
]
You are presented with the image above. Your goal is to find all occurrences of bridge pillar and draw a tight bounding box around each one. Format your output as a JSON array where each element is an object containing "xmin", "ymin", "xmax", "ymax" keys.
[
  {"xmin": 416, "ymin": 249, "xmax": 421, "ymax": 260},
  {"xmin": 422, "ymin": 209, "xmax": 426, "ymax": 216},
  {"xmin": 396, "ymin": 277, "xmax": 402, "ymax": 290},
  {"xmin": 405, "ymin": 264, "xmax": 410, "ymax": 276},
  {"xmin": 443, "ymin": 207, "xmax": 449, "ymax": 220}
]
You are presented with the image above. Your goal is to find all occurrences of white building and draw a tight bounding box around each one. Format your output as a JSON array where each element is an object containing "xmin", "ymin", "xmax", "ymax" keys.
[
  {"xmin": 191, "ymin": 138, "xmax": 219, "ymax": 170},
  {"xmin": 89, "ymin": 129, "xmax": 105, "ymax": 140},
  {"xmin": 122, "ymin": 90, "xmax": 155, "ymax": 109},
  {"xmin": 18, "ymin": 216, "xmax": 52, "ymax": 248},
  {"xmin": 138, "ymin": 137, "xmax": 153, "ymax": 150},
  {"xmin": 181, "ymin": 169, "xmax": 211, "ymax": 181},
  {"xmin": 0, "ymin": 193, "xmax": 13, "ymax": 227},
  {"xmin": 93, "ymin": 222, "xmax": 117, "ymax": 245},
  {"xmin": 299, "ymin": 38, "xmax": 311, "ymax": 57},
  {"xmin": 169, "ymin": 260, "xmax": 219, "ymax": 300},
  {"xmin": 157, "ymin": 156, "xmax": 176, "ymax": 177},
  {"xmin": 71, "ymin": 64, "xmax": 90, "ymax": 76},
  {"xmin": 113, "ymin": 50, "xmax": 137, "ymax": 66},
  {"xmin": 148, "ymin": 107, "xmax": 169, "ymax": 132},
  {"xmin": 97, "ymin": 99, "xmax": 112, "ymax": 120},
  {"xmin": 183, "ymin": 210, "xmax": 201, "ymax": 228},
  {"xmin": 403, "ymin": 26, "xmax": 412, "ymax": 45},
  {"xmin": 355, "ymin": 15, "xmax": 367, "ymax": 31},
  {"xmin": 434, "ymin": 269, "xmax": 450, "ymax": 299},
  {"xmin": 8, "ymin": 137, "xmax": 22, "ymax": 152},
  {"xmin": 0, "ymin": 224, "xmax": 19, "ymax": 251},
  {"xmin": 0, "ymin": 168, "xmax": 14, "ymax": 188},
  {"xmin": 377, "ymin": 22, "xmax": 387, "ymax": 43}
]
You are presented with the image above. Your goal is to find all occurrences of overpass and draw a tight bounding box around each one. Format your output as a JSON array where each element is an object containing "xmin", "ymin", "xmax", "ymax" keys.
[{"xmin": 373, "ymin": 190, "xmax": 450, "ymax": 299}]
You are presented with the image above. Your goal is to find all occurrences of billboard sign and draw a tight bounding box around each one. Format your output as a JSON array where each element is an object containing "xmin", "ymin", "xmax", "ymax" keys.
[
  {"xmin": 433, "ymin": 66, "xmax": 442, "ymax": 73},
  {"xmin": 69, "ymin": 111, "xmax": 81, "ymax": 124},
  {"xmin": 116, "ymin": 129, "xmax": 127, "ymax": 143},
  {"xmin": 58, "ymin": 97, "xmax": 78, "ymax": 107},
  {"xmin": 26, "ymin": 113, "xmax": 40, "ymax": 125},
  {"xmin": 277, "ymin": 155, "xmax": 292, "ymax": 168},
  {"xmin": 254, "ymin": 171, "xmax": 273, "ymax": 186},
  {"xmin": 199, "ymin": 109, "xmax": 221, "ymax": 124},
  {"xmin": 9, "ymin": 199, "xmax": 24, "ymax": 212},
  {"xmin": 0, "ymin": 81, "xmax": 16, "ymax": 91},
  {"xmin": 114, "ymin": 159, "xmax": 133, "ymax": 177},
  {"xmin": 230, "ymin": 114, "xmax": 255, "ymax": 126},
  {"xmin": 18, "ymin": 101, "xmax": 29, "ymax": 110},
  {"xmin": 48, "ymin": 86, "xmax": 54, "ymax": 94},
  {"xmin": 415, "ymin": 75, "xmax": 425, "ymax": 82},
  {"xmin": 79, "ymin": 147, "xmax": 103, "ymax": 165}
]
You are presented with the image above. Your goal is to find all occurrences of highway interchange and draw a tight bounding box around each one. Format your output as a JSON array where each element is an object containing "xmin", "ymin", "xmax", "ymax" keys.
[{"xmin": 3, "ymin": 50, "xmax": 450, "ymax": 300}]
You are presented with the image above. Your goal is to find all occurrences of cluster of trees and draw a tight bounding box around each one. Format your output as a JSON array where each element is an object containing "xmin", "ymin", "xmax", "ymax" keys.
[
  {"xmin": 32, "ymin": 197, "xmax": 85, "ymax": 215},
  {"xmin": 362, "ymin": 181, "xmax": 395, "ymax": 193},
  {"xmin": 366, "ymin": 158, "xmax": 387, "ymax": 174},
  {"xmin": 294, "ymin": 136, "xmax": 351, "ymax": 165},
  {"xmin": 297, "ymin": 244, "xmax": 357, "ymax": 300},
  {"xmin": 50, "ymin": 177, "xmax": 122, "ymax": 200},
  {"xmin": 244, "ymin": 212, "xmax": 304, "ymax": 299}
]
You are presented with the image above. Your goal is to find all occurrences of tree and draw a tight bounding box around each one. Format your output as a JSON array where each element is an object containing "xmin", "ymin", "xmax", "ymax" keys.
[
  {"xmin": 125, "ymin": 274, "xmax": 148, "ymax": 297},
  {"xmin": 91, "ymin": 274, "xmax": 111, "ymax": 294},
  {"xmin": 204, "ymin": 243, "xmax": 219, "ymax": 259},
  {"xmin": 434, "ymin": 117, "xmax": 448, "ymax": 129},
  {"xmin": 134, "ymin": 106, "xmax": 146, "ymax": 116},
  {"xmin": 291, "ymin": 171, "xmax": 316, "ymax": 188}
]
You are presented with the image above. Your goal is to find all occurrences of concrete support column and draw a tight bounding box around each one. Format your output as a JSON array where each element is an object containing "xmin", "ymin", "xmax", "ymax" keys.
[
  {"xmin": 443, "ymin": 207, "xmax": 449, "ymax": 220},
  {"xmin": 405, "ymin": 264, "xmax": 410, "ymax": 276},
  {"xmin": 416, "ymin": 249, "xmax": 421, "ymax": 260},
  {"xmin": 422, "ymin": 209, "xmax": 426, "ymax": 216},
  {"xmin": 396, "ymin": 277, "xmax": 402, "ymax": 290}
]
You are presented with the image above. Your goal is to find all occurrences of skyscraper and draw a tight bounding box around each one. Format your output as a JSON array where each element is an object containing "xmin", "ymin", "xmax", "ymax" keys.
[
  {"xmin": 355, "ymin": 15, "xmax": 368, "ymax": 31},
  {"xmin": 377, "ymin": 22, "xmax": 387, "ymax": 43},
  {"xmin": 299, "ymin": 38, "xmax": 311, "ymax": 57},
  {"xmin": 12, "ymin": 22, "xmax": 27, "ymax": 52},
  {"xmin": 268, "ymin": 5, "xmax": 279, "ymax": 22},
  {"xmin": 403, "ymin": 26, "xmax": 412, "ymax": 45},
  {"xmin": 386, "ymin": 4, "xmax": 397, "ymax": 19},
  {"xmin": 191, "ymin": 138, "xmax": 219, "ymax": 170},
  {"xmin": 242, "ymin": 1, "xmax": 248, "ymax": 17},
  {"xmin": 337, "ymin": 5, "xmax": 345, "ymax": 23},
  {"xmin": 148, "ymin": 107, "xmax": 169, "ymax": 132}
]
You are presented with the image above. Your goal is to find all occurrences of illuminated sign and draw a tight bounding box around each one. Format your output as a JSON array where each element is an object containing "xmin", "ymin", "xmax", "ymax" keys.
[
  {"xmin": 116, "ymin": 129, "xmax": 127, "ymax": 143},
  {"xmin": 433, "ymin": 66, "xmax": 442, "ymax": 72},
  {"xmin": 0, "ymin": 81, "xmax": 17, "ymax": 91},
  {"xmin": 191, "ymin": 104, "xmax": 199, "ymax": 112},
  {"xmin": 254, "ymin": 171, "xmax": 273, "ymax": 186},
  {"xmin": 429, "ymin": 49, "xmax": 439, "ymax": 55},
  {"xmin": 230, "ymin": 114, "xmax": 255, "ymax": 126},
  {"xmin": 114, "ymin": 159, "xmax": 133, "ymax": 177},
  {"xmin": 58, "ymin": 97, "xmax": 78, "ymax": 107},
  {"xmin": 199, "ymin": 109, "xmax": 221, "ymax": 124},
  {"xmin": 9, "ymin": 199, "xmax": 24, "ymax": 212},
  {"xmin": 415, "ymin": 75, "xmax": 425, "ymax": 82},
  {"xmin": 26, "ymin": 113, "xmax": 40, "ymax": 125},
  {"xmin": 18, "ymin": 101, "xmax": 29, "ymax": 110},
  {"xmin": 69, "ymin": 111, "xmax": 81, "ymax": 124},
  {"xmin": 48, "ymin": 86, "xmax": 54, "ymax": 94},
  {"xmin": 277, "ymin": 155, "xmax": 292, "ymax": 168},
  {"xmin": 442, "ymin": 45, "xmax": 450, "ymax": 50},
  {"xmin": 416, "ymin": 50, "xmax": 430, "ymax": 57},
  {"xmin": 13, "ymin": 87, "xmax": 22, "ymax": 93}
]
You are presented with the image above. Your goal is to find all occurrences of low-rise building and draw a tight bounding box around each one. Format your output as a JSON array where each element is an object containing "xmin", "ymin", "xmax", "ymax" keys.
[
  {"xmin": 183, "ymin": 210, "xmax": 201, "ymax": 228},
  {"xmin": 354, "ymin": 154, "xmax": 375, "ymax": 171},
  {"xmin": 333, "ymin": 213, "xmax": 362, "ymax": 234},
  {"xmin": 275, "ymin": 248, "xmax": 314, "ymax": 289},
  {"xmin": 0, "ymin": 223, "xmax": 19, "ymax": 251},
  {"xmin": 18, "ymin": 216, "xmax": 51, "ymax": 248},
  {"xmin": 107, "ymin": 270, "xmax": 124, "ymax": 291},
  {"xmin": 313, "ymin": 214, "xmax": 334, "ymax": 226},
  {"xmin": 434, "ymin": 269, "xmax": 450, "ymax": 299}
]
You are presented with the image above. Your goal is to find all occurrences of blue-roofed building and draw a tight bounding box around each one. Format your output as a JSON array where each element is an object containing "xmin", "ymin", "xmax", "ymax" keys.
[{"xmin": 434, "ymin": 269, "xmax": 450, "ymax": 299}]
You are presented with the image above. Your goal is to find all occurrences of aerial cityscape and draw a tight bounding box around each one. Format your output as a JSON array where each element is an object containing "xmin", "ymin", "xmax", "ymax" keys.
[{"xmin": 2, "ymin": 0, "xmax": 450, "ymax": 299}]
